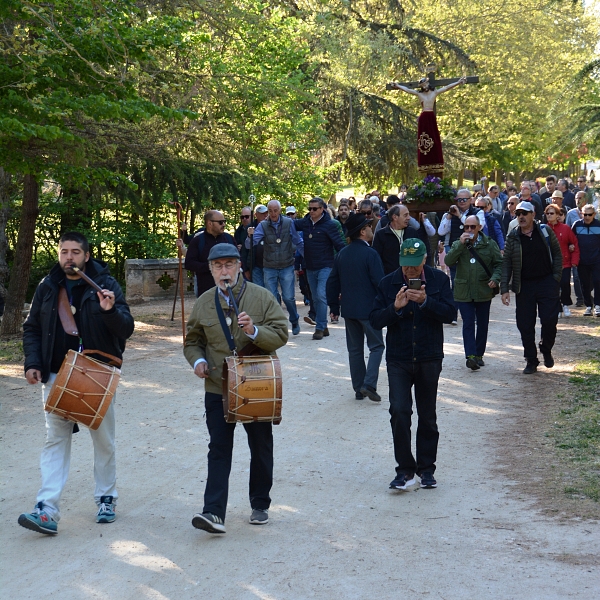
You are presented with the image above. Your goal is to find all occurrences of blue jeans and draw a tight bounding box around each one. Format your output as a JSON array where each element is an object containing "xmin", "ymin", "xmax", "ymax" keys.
[
  {"xmin": 252, "ymin": 267, "xmax": 265, "ymax": 288},
  {"xmin": 264, "ymin": 265, "xmax": 299, "ymax": 324},
  {"xmin": 344, "ymin": 318, "xmax": 384, "ymax": 392},
  {"xmin": 306, "ymin": 267, "xmax": 332, "ymax": 331},
  {"xmin": 457, "ymin": 300, "xmax": 491, "ymax": 358}
]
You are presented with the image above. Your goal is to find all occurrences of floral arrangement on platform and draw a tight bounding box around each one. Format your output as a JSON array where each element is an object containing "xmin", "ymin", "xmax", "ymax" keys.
[{"xmin": 404, "ymin": 176, "xmax": 456, "ymax": 203}]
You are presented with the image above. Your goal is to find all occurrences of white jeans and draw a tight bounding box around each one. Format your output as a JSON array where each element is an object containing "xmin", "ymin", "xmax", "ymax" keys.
[{"xmin": 37, "ymin": 373, "xmax": 118, "ymax": 522}]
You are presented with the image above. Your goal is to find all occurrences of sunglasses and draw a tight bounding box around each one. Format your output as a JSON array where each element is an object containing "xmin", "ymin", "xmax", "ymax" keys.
[
  {"xmin": 463, "ymin": 224, "xmax": 477, "ymax": 230},
  {"xmin": 241, "ymin": 215, "xmax": 251, "ymax": 219},
  {"xmin": 546, "ymin": 212, "xmax": 556, "ymax": 216},
  {"xmin": 210, "ymin": 220, "xmax": 226, "ymax": 225},
  {"xmin": 507, "ymin": 202, "xmax": 515, "ymax": 206},
  {"xmin": 456, "ymin": 198, "xmax": 469, "ymax": 203},
  {"xmin": 583, "ymin": 213, "xmax": 595, "ymax": 217},
  {"xmin": 361, "ymin": 210, "xmax": 373, "ymax": 216},
  {"xmin": 308, "ymin": 206, "xmax": 321, "ymax": 211},
  {"xmin": 515, "ymin": 211, "xmax": 530, "ymax": 217}
]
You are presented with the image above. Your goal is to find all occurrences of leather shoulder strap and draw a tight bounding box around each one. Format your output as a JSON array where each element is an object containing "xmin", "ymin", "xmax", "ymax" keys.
[{"xmin": 58, "ymin": 287, "xmax": 79, "ymax": 337}]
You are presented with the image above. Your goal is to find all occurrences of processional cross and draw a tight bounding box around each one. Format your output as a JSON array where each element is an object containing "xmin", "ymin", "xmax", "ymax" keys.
[{"xmin": 387, "ymin": 64, "xmax": 479, "ymax": 177}]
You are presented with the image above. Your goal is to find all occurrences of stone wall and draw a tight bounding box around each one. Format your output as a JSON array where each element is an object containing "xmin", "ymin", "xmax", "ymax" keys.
[{"xmin": 125, "ymin": 258, "xmax": 195, "ymax": 304}]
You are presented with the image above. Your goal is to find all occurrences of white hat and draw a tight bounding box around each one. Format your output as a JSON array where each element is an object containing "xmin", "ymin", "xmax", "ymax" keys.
[
  {"xmin": 285, "ymin": 205, "xmax": 297, "ymax": 214},
  {"xmin": 516, "ymin": 201, "xmax": 535, "ymax": 213},
  {"xmin": 255, "ymin": 204, "xmax": 268, "ymax": 213}
]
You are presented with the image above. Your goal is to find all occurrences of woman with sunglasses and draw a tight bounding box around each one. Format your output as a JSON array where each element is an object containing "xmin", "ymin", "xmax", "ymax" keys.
[{"xmin": 544, "ymin": 204, "xmax": 579, "ymax": 317}]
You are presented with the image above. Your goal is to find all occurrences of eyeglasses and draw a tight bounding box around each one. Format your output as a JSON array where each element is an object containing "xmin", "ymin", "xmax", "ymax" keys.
[
  {"xmin": 241, "ymin": 215, "xmax": 251, "ymax": 219},
  {"xmin": 361, "ymin": 210, "xmax": 372, "ymax": 216},
  {"xmin": 211, "ymin": 261, "xmax": 238, "ymax": 271},
  {"xmin": 308, "ymin": 206, "xmax": 321, "ymax": 211},
  {"xmin": 507, "ymin": 202, "xmax": 515, "ymax": 206},
  {"xmin": 286, "ymin": 212, "xmax": 296, "ymax": 216},
  {"xmin": 578, "ymin": 180, "xmax": 586, "ymax": 183},
  {"xmin": 209, "ymin": 220, "xmax": 226, "ymax": 225},
  {"xmin": 583, "ymin": 213, "xmax": 595, "ymax": 217},
  {"xmin": 456, "ymin": 198, "xmax": 470, "ymax": 203},
  {"xmin": 463, "ymin": 224, "xmax": 478, "ymax": 230},
  {"xmin": 546, "ymin": 212, "xmax": 556, "ymax": 216},
  {"xmin": 515, "ymin": 211, "xmax": 530, "ymax": 217}
]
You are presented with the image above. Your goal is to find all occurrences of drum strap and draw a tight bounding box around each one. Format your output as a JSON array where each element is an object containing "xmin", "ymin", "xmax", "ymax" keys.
[
  {"xmin": 215, "ymin": 289, "xmax": 237, "ymax": 354},
  {"xmin": 58, "ymin": 287, "xmax": 79, "ymax": 337}
]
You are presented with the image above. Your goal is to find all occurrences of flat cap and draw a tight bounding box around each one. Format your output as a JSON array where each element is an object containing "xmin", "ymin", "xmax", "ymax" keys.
[{"xmin": 207, "ymin": 243, "xmax": 240, "ymax": 262}]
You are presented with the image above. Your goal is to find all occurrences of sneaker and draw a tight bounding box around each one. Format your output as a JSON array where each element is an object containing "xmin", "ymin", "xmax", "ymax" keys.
[
  {"xmin": 360, "ymin": 386, "xmax": 381, "ymax": 402},
  {"xmin": 389, "ymin": 474, "xmax": 416, "ymax": 490},
  {"xmin": 304, "ymin": 316, "xmax": 316, "ymax": 326},
  {"xmin": 575, "ymin": 300, "xmax": 584, "ymax": 307},
  {"xmin": 419, "ymin": 471, "xmax": 437, "ymax": 489},
  {"xmin": 330, "ymin": 315, "xmax": 339, "ymax": 324},
  {"xmin": 595, "ymin": 305, "xmax": 600, "ymax": 317},
  {"xmin": 558, "ymin": 311, "xmax": 562, "ymax": 319},
  {"xmin": 523, "ymin": 358, "xmax": 539, "ymax": 374},
  {"xmin": 192, "ymin": 512, "xmax": 226, "ymax": 534},
  {"xmin": 539, "ymin": 343, "xmax": 554, "ymax": 368},
  {"xmin": 249, "ymin": 508, "xmax": 269, "ymax": 525},
  {"xmin": 466, "ymin": 356, "xmax": 480, "ymax": 371},
  {"xmin": 355, "ymin": 391, "xmax": 364, "ymax": 400},
  {"xmin": 323, "ymin": 327, "xmax": 330, "ymax": 337},
  {"xmin": 18, "ymin": 502, "xmax": 58, "ymax": 535},
  {"xmin": 584, "ymin": 306, "xmax": 593, "ymax": 316},
  {"xmin": 563, "ymin": 306, "xmax": 572, "ymax": 317},
  {"xmin": 96, "ymin": 496, "xmax": 116, "ymax": 523},
  {"xmin": 291, "ymin": 321, "xmax": 300, "ymax": 335},
  {"xmin": 450, "ymin": 320, "xmax": 458, "ymax": 326},
  {"xmin": 475, "ymin": 356, "xmax": 485, "ymax": 367},
  {"xmin": 312, "ymin": 330, "xmax": 324, "ymax": 340}
]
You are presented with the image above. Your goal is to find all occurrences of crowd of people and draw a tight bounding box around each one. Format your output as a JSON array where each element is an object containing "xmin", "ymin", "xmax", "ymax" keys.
[{"xmin": 17, "ymin": 174, "xmax": 599, "ymax": 537}]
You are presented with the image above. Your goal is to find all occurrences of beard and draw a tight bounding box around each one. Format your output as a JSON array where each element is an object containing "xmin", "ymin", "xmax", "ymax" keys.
[
  {"xmin": 60, "ymin": 257, "xmax": 87, "ymax": 276},
  {"xmin": 216, "ymin": 272, "xmax": 240, "ymax": 292}
]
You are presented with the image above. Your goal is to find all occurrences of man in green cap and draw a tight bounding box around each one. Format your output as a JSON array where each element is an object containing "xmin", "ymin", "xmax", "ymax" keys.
[{"xmin": 370, "ymin": 238, "xmax": 456, "ymax": 491}]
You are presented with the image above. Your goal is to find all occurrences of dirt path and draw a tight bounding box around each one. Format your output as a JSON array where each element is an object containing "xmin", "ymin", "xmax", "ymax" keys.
[{"xmin": 1, "ymin": 296, "xmax": 598, "ymax": 599}]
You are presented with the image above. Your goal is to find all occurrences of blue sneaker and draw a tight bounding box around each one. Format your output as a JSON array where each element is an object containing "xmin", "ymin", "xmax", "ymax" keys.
[
  {"xmin": 389, "ymin": 474, "xmax": 416, "ymax": 490},
  {"xmin": 291, "ymin": 321, "xmax": 300, "ymax": 336},
  {"xmin": 96, "ymin": 495, "xmax": 116, "ymax": 523},
  {"xmin": 18, "ymin": 502, "xmax": 58, "ymax": 535},
  {"xmin": 419, "ymin": 471, "xmax": 437, "ymax": 488}
]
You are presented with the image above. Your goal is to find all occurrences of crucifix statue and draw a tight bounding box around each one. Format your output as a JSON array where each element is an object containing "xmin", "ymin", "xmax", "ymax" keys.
[{"xmin": 387, "ymin": 65, "xmax": 479, "ymax": 178}]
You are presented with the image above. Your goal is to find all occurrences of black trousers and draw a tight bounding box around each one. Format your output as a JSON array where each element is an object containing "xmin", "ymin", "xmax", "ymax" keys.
[
  {"xmin": 387, "ymin": 360, "xmax": 442, "ymax": 477},
  {"xmin": 515, "ymin": 274, "xmax": 560, "ymax": 359},
  {"xmin": 203, "ymin": 392, "xmax": 273, "ymax": 521},
  {"xmin": 578, "ymin": 262, "xmax": 600, "ymax": 308}
]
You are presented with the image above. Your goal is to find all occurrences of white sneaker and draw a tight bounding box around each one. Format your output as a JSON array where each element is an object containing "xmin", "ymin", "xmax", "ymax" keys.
[
  {"xmin": 558, "ymin": 311, "xmax": 562, "ymax": 319},
  {"xmin": 563, "ymin": 306, "xmax": 572, "ymax": 317},
  {"xmin": 595, "ymin": 305, "xmax": 600, "ymax": 317},
  {"xmin": 584, "ymin": 306, "xmax": 593, "ymax": 316}
]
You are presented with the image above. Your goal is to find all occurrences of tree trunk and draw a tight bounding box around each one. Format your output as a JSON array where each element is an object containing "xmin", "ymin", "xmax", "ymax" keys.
[
  {"xmin": 457, "ymin": 168, "xmax": 464, "ymax": 188},
  {"xmin": 0, "ymin": 174, "xmax": 39, "ymax": 336},
  {"xmin": 0, "ymin": 168, "xmax": 13, "ymax": 310},
  {"xmin": 495, "ymin": 169, "xmax": 502, "ymax": 187}
]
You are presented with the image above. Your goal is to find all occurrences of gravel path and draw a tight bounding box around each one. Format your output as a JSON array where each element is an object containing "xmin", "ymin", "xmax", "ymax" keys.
[{"xmin": 1, "ymin": 296, "xmax": 598, "ymax": 599}]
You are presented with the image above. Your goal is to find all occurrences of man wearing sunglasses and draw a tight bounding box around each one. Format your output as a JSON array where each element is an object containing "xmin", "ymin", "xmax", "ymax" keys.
[
  {"xmin": 501, "ymin": 201, "xmax": 562, "ymax": 374},
  {"xmin": 235, "ymin": 207, "xmax": 253, "ymax": 277},
  {"xmin": 185, "ymin": 210, "xmax": 236, "ymax": 297},
  {"xmin": 295, "ymin": 197, "xmax": 346, "ymax": 340},
  {"xmin": 437, "ymin": 189, "xmax": 484, "ymax": 289},
  {"xmin": 572, "ymin": 205, "xmax": 600, "ymax": 316}
]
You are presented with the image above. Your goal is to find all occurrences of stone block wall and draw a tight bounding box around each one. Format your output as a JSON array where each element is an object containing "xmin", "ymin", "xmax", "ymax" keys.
[{"xmin": 125, "ymin": 258, "xmax": 195, "ymax": 304}]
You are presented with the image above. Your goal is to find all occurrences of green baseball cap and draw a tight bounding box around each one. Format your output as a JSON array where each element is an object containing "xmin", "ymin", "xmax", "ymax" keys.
[{"xmin": 399, "ymin": 238, "xmax": 427, "ymax": 266}]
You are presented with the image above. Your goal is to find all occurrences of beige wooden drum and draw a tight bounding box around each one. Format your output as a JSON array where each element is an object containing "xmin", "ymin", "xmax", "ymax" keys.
[
  {"xmin": 44, "ymin": 349, "xmax": 121, "ymax": 430},
  {"xmin": 222, "ymin": 355, "xmax": 282, "ymax": 424}
]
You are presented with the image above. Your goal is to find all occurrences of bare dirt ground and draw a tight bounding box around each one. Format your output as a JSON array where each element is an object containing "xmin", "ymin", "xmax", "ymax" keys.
[{"xmin": 1, "ymin": 294, "xmax": 599, "ymax": 599}]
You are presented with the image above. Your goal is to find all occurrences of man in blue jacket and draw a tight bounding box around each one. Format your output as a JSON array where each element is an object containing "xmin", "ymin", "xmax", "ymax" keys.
[
  {"xmin": 572, "ymin": 204, "xmax": 600, "ymax": 316},
  {"xmin": 327, "ymin": 213, "xmax": 385, "ymax": 401},
  {"xmin": 370, "ymin": 238, "xmax": 456, "ymax": 491},
  {"xmin": 295, "ymin": 197, "xmax": 346, "ymax": 340}
]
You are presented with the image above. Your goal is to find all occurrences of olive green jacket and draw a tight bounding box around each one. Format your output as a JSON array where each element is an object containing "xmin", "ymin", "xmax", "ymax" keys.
[
  {"xmin": 444, "ymin": 233, "xmax": 502, "ymax": 303},
  {"xmin": 500, "ymin": 222, "xmax": 562, "ymax": 295},
  {"xmin": 184, "ymin": 277, "xmax": 289, "ymax": 394}
]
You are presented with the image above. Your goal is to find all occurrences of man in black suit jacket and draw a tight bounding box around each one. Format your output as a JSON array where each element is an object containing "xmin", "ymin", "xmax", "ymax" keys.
[
  {"xmin": 373, "ymin": 204, "xmax": 429, "ymax": 274},
  {"xmin": 327, "ymin": 213, "xmax": 385, "ymax": 401}
]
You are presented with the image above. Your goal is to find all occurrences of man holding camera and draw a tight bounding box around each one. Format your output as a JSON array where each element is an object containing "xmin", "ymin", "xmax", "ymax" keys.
[
  {"xmin": 437, "ymin": 189, "xmax": 484, "ymax": 288},
  {"xmin": 370, "ymin": 238, "xmax": 456, "ymax": 491}
]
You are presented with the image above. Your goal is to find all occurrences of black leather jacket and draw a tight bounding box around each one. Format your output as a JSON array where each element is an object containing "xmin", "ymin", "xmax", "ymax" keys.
[{"xmin": 23, "ymin": 260, "xmax": 134, "ymax": 383}]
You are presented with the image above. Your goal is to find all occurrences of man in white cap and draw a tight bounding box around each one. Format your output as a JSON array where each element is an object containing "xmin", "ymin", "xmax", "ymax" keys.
[{"xmin": 501, "ymin": 201, "xmax": 562, "ymax": 374}]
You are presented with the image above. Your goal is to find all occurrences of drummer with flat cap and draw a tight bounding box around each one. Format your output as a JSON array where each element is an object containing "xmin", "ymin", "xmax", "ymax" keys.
[{"xmin": 184, "ymin": 243, "xmax": 288, "ymax": 534}]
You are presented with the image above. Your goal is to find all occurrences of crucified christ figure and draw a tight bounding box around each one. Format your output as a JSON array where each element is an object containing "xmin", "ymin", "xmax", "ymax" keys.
[{"xmin": 389, "ymin": 76, "xmax": 467, "ymax": 177}]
